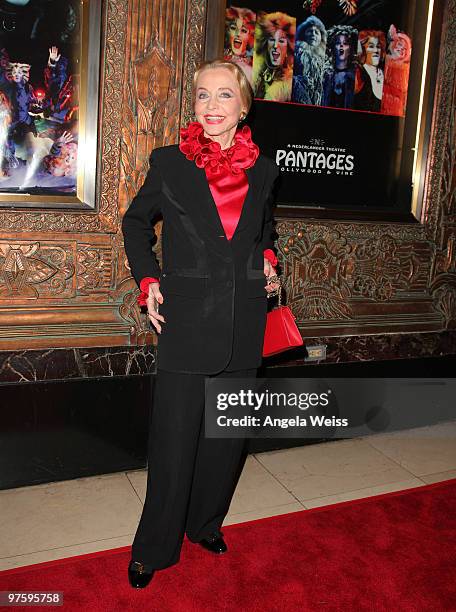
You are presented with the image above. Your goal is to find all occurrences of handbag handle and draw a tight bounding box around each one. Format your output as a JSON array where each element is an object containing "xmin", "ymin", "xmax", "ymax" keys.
[
  {"xmin": 266, "ymin": 274, "xmax": 282, "ymax": 306},
  {"xmin": 266, "ymin": 275, "xmax": 299, "ymax": 323}
]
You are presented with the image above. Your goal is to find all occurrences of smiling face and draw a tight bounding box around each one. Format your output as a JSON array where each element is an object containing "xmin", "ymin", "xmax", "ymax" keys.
[
  {"xmin": 391, "ymin": 34, "xmax": 411, "ymax": 61},
  {"xmin": 365, "ymin": 37, "xmax": 381, "ymax": 66},
  {"xmin": 229, "ymin": 18, "xmax": 250, "ymax": 56},
  {"xmin": 392, "ymin": 39, "xmax": 405, "ymax": 59},
  {"xmin": 267, "ymin": 29, "xmax": 288, "ymax": 67},
  {"xmin": 194, "ymin": 67, "xmax": 244, "ymax": 140},
  {"xmin": 304, "ymin": 25, "xmax": 321, "ymax": 47}
]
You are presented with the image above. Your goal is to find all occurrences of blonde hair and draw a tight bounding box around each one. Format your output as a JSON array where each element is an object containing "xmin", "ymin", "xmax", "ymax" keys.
[
  {"xmin": 192, "ymin": 59, "xmax": 253, "ymax": 117},
  {"xmin": 254, "ymin": 12, "xmax": 296, "ymax": 71}
]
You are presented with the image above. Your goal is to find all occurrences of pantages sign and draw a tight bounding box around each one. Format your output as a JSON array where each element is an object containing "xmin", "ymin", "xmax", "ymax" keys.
[{"xmin": 276, "ymin": 140, "xmax": 355, "ymax": 176}]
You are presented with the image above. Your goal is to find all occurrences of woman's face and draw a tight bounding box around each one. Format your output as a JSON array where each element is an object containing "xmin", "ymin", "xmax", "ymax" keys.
[
  {"xmin": 335, "ymin": 34, "xmax": 350, "ymax": 67},
  {"xmin": 63, "ymin": 145, "xmax": 77, "ymax": 173},
  {"xmin": 365, "ymin": 37, "xmax": 381, "ymax": 66},
  {"xmin": 49, "ymin": 159, "xmax": 66, "ymax": 177},
  {"xmin": 304, "ymin": 25, "xmax": 321, "ymax": 47},
  {"xmin": 267, "ymin": 29, "xmax": 288, "ymax": 67},
  {"xmin": 194, "ymin": 67, "xmax": 244, "ymax": 138},
  {"xmin": 229, "ymin": 18, "xmax": 250, "ymax": 56},
  {"xmin": 391, "ymin": 37, "xmax": 408, "ymax": 61},
  {"xmin": 9, "ymin": 63, "xmax": 30, "ymax": 83}
]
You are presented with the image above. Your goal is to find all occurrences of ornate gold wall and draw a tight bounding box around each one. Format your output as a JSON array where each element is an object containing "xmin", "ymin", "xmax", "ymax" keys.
[{"xmin": 0, "ymin": 0, "xmax": 454, "ymax": 355}]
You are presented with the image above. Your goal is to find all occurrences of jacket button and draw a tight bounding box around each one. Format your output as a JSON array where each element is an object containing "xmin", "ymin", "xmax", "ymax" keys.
[{"xmin": 226, "ymin": 280, "xmax": 233, "ymax": 287}]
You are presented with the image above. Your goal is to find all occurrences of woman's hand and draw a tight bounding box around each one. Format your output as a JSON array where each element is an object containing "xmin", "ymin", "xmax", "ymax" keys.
[
  {"xmin": 264, "ymin": 258, "xmax": 280, "ymax": 295},
  {"xmin": 147, "ymin": 283, "xmax": 166, "ymax": 334},
  {"xmin": 48, "ymin": 46, "xmax": 61, "ymax": 64},
  {"xmin": 56, "ymin": 130, "xmax": 74, "ymax": 145}
]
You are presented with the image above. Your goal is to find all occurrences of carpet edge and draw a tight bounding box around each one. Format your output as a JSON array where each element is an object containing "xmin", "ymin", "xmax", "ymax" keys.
[{"xmin": 1, "ymin": 476, "xmax": 455, "ymax": 577}]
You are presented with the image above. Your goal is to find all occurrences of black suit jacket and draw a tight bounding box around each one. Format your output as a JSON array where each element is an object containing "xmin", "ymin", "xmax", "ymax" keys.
[{"xmin": 122, "ymin": 144, "xmax": 279, "ymax": 374}]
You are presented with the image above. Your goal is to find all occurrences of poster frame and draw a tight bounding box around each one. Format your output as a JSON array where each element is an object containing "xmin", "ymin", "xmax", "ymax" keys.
[
  {"xmin": 0, "ymin": 0, "xmax": 101, "ymax": 210},
  {"xmin": 206, "ymin": 0, "xmax": 444, "ymax": 223}
]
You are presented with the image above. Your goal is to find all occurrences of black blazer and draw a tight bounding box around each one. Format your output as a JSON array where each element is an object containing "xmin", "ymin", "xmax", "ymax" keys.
[{"xmin": 122, "ymin": 144, "xmax": 279, "ymax": 374}]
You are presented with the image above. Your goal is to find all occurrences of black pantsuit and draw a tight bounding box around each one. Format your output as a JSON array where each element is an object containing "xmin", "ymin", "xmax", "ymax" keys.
[
  {"xmin": 131, "ymin": 367, "xmax": 257, "ymax": 570},
  {"xmin": 122, "ymin": 144, "xmax": 279, "ymax": 570}
]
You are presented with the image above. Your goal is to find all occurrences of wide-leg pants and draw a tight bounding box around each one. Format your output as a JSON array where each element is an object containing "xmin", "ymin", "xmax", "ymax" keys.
[{"xmin": 131, "ymin": 366, "xmax": 257, "ymax": 570}]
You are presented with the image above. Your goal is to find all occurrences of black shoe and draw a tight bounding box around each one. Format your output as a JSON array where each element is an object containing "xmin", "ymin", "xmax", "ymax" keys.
[
  {"xmin": 198, "ymin": 532, "xmax": 227, "ymax": 554},
  {"xmin": 128, "ymin": 560, "xmax": 155, "ymax": 588}
]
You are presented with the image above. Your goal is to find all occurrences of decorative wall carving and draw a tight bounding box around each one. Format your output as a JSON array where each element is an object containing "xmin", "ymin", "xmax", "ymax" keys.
[
  {"xmin": 277, "ymin": 220, "xmax": 439, "ymax": 335},
  {"xmin": 76, "ymin": 245, "xmax": 112, "ymax": 293},
  {"xmin": 0, "ymin": 242, "xmax": 75, "ymax": 300},
  {"xmin": 119, "ymin": 288, "xmax": 157, "ymax": 347},
  {"xmin": 424, "ymin": 0, "xmax": 456, "ymax": 328},
  {"xmin": 0, "ymin": 0, "xmax": 206, "ymax": 349},
  {"xmin": 422, "ymin": 0, "xmax": 456, "ymax": 244},
  {"xmin": 181, "ymin": 0, "xmax": 208, "ymax": 126},
  {"xmin": 433, "ymin": 284, "xmax": 456, "ymax": 327},
  {"xmin": 0, "ymin": 0, "xmax": 454, "ymax": 354},
  {"xmin": 273, "ymin": 0, "xmax": 456, "ymax": 338}
]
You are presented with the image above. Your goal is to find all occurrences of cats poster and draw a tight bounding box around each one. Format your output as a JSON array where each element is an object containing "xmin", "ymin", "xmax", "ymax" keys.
[{"xmin": 224, "ymin": 0, "xmax": 425, "ymax": 211}]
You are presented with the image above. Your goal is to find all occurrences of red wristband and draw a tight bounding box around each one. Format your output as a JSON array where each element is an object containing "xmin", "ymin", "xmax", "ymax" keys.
[
  {"xmin": 263, "ymin": 249, "xmax": 278, "ymax": 268},
  {"xmin": 138, "ymin": 277, "xmax": 159, "ymax": 307}
]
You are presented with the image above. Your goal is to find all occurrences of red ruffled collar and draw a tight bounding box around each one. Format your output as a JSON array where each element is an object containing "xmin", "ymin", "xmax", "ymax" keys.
[{"xmin": 179, "ymin": 121, "xmax": 259, "ymax": 175}]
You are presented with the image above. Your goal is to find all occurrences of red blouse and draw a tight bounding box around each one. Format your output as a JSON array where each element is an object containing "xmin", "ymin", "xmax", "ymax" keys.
[{"xmin": 138, "ymin": 121, "xmax": 277, "ymax": 306}]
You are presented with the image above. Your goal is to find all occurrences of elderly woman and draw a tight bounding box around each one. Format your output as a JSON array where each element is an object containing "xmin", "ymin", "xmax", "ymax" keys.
[{"xmin": 122, "ymin": 58, "xmax": 280, "ymax": 589}]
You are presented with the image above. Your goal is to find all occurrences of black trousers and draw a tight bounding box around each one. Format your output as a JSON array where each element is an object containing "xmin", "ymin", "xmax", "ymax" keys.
[{"xmin": 131, "ymin": 366, "xmax": 257, "ymax": 570}]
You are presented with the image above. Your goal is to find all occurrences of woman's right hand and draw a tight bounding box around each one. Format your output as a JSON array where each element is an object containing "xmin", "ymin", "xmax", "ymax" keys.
[{"xmin": 147, "ymin": 283, "xmax": 165, "ymax": 334}]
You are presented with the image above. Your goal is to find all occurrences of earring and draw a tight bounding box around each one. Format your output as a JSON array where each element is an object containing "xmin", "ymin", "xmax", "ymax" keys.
[{"xmin": 239, "ymin": 112, "xmax": 246, "ymax": 122}]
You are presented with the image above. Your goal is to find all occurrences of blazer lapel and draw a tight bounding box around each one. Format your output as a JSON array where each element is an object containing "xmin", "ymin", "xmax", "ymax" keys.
[
  {"xmin": 173, "ymin": 156, "xmax": 261, "ymax": 244},
  {"xmin": 182, "ymin": 159, "xmax": 261, "ymax": 243},
  {"xmin": 230, "ymin": 163, "xmax": 258, "ymax": 240},
  {"xmin": 175, "ymin": 158, "xmax": 219, "ymax": 237}
]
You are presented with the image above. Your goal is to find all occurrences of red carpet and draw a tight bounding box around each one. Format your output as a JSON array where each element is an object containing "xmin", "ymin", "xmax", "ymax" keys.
[{"xmin": 1, "ymin": 478, "xmax": 455, "ymax": 611}]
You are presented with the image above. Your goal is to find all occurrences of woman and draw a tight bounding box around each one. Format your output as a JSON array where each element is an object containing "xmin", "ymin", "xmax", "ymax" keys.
[
  {"xmin": 223, "ymin": 5, "xmax": 256, "ymax": 85},
  {"xmin": 381, "ymin": 24, "xmax": 412, "ymax": 117},
  {"xmin": 252, "ymin": 11, "xmax": 296, "ymax": 102},
  {"xmin": 122, "ymin": 58, "xmax": 280, "ymax": 589},
  {"xmin": 354, "ymin": 30, "xmax": 386, "ymax": 112},
  {"xmin": 322, "ymin": 25, "xmax": 358, "ymax": 110}
]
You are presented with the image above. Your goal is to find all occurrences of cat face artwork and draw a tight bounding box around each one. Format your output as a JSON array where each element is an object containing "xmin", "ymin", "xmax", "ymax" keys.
[
  {"xmin": 388, "ymin": 25, "xmax": 412, "ymax": 63},
  {"xmin": 365, "ymin": 37, "xmax": 382, "ymax": 67},
  {"xmin": 7, "ymin": 62, "xmax": 31, "ymax": 84},
  {"xmin": 335, "ymin": 34, "xmax": 350, "ymax": 67},
  {"xmin": 268, "ymin": 29, "xmax": 289, "ymax": 67}
]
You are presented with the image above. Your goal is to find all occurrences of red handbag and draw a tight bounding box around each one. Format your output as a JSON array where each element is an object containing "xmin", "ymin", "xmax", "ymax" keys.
[{"xmin": 263, "ymin": 281, "xmax": 304, "ymax": 357}]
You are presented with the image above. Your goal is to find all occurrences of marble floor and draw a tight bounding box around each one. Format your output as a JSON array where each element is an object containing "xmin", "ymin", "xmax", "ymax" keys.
[{"xmin": 0, "ymin": 421, "xmax": 455, "ymax": 571}]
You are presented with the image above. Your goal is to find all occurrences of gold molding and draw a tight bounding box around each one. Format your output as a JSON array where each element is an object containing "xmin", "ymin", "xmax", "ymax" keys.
[
  {"xmin": 0, "ymin": 0, "xmax": 128, "ymax": 233},
  {"xmin": 0, "ymin": 0, "xmax": 454, "ymax": 350}
]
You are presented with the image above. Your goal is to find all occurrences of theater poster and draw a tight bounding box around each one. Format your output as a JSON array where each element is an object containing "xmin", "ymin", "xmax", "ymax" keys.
[
  {"xmin": 223, "ymin": 0, "xmax": 432, "ymax": 213},
  {"xmin": 0, "ymin": 0, "xmax": 100, "ymax": 208}
]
